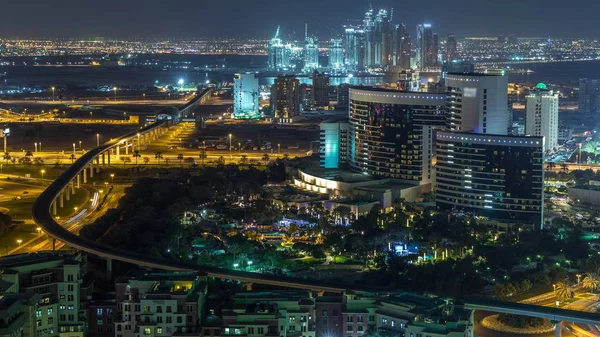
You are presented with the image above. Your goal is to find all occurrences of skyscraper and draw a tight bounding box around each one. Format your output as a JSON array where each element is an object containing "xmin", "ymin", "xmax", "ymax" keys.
[
  {"xmin": 348, "ymin": 87, "xmax": 446, "ymax": 184},
  {"xmin": 329, "ymin": 39, "xmax": 343, "ymax": 70},
  {"xmin": 525, "ymin": 83, "xmax": 559, "ymax": 151},
  {"xmin": 436, "ymin": 132, "xmax": 545, "ymax": 228},
  {"xmin": 446, "ymin": 73, "xmax": 509, "ymax": 135},
  {"xmin": 233, "ymin": 73, "xmax": 259, "ymax": 119},
  {"xmin": 312, "ymin": 71, "xmax": 330, "ymax": 108},
  {"xmin": 304, "ymin": 36, "xmax": 319, "ymax": 70},
  {"xmin": 579, "ymin": 78, "xmax": 600, "ymax": 114},
  {"xmin": 393, "ymin": 24, "xmax": 411, "ymax": 69},
  {"xmin": 268, "ymin": 26, "xmax": 286, "ymax": 70},
  {"xmin": 344, "ymin": 27, "xmax": 366, "ymax": 71},
  {"xmin": 320, "ymin": 118, "xmax": 349, "ymax": 169},
  {"xmin": 416, "ymin": 24, "xmax": 438, "ymax": 69},
  {"xmin": 446, "ymin": 33, "xmax": 458, "ymax": 61},
  {"xmin": 271, "ymin": 76, "xmax": 301, "ymax": 122},
  {"xmin": 363, "ymin": 7, "xmax": 375, "ymax": 67}
]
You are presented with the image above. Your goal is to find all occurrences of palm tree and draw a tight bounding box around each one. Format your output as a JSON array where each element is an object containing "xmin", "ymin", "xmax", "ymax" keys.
[
  {"xmin": 217, "ymin": 156, "xmax": 225, "ymax": 166},
  {"xmin": 546, "ymin": 162, "xmax": 556, "ymax": 171},
  {"xmin": 177, "ymin": 153, "xmax": 184, "ymax": 166},
  {"xmin": 239, "ymin": 155, "xmax": 248, "ymax": 166},
  {"xmin": 69, "ymin": 154, "xmax": 76, "ymax": 163},
  {"xmin": 262, "ymin": 153, "xmax": 270, "ymax": 165},
  {"xmin": 164, "ymin": 158, "xmax": 170, "ymax": 165},
  {"xmin": 154, "ymin": 152, "xmax": 163, "ymax": 165},
  {"xmin": 583, "ymin": 274, "xmax": 599, "ymax": 293},
  {"xmin": 283, "ymin": 153, "xmax": 290, "ymax": 161},
  {"xmin": 554, "ymin": 281, "xmax": 574, "ymax": 301},
  {"xmin": 120, "ymin": 156, "xmax": 130, "ymax": 167},
  {"xmin": 198, "ymin": 150, "xmax": 207, "ymax": 166},
  {"xmin": 143, "ymin": 157, "xmax": 150, "ymax": 165},
  {"xmin": 560, "ymin": 163, "xmax": 569, "ymax": 173},
  {"xmin": 3, "ymin": 152, "xmax": 10, "ymax": 164},
  {"xmin": 24, "ymin": 151, "xmax": 33, "ymax": 158},
  {"xmin": 132, "ymin": 150, "xmax": 141, "ymax": 165},
  {"xmin": 54, "ymin": 161, "xmax": 61, "ymax": 170}
]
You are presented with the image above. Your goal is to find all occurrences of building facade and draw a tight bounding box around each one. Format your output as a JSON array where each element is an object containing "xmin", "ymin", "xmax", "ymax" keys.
[
  {"xmin": 435, "ymin": 131, "xmax": 545, "ymax": 228},
  {"xmin": 525, "ymin": 83, "xmax": 559, "ymax": 151},
  {"xmin": 328, "ymin": 39, "xmax": 343, "ymax": 70},
  {"xmin": 271, "ymin": 76, "xmax": 301, "ymax": 122},
  {"xmin": 348, "ymin": 88, "xmax": 446, "ymax": 184},
  {"xmin": 311, "ymin": 72, "xmax": 330, "ymax": 108},
  {"xmin": 446, "ymin": 33, "xmax": 458, "ymax": 61},
  {"xmin": 446, "ymin": 73, "xmax": 509, "ymax": 135},
  {"xmin": 233, "ymin": 73, "xmax": 259, "ymax": 119},
  {"xmin": 113, "ymin": 271, "xmax": 207, "ymax": 337},
  {"xmin": 0, "ymin": 252, "xmax": 87, "ymax": 337},
  {"xmin": 578, "ymin": 78, "xmax": 600, "ymax": 114},
  {"xmin": 319, "ymin": 118, "xmax": 349, "ymax": 169},
  {"xmin": 416, "ymin": 24, "xmax": 438, "ymax": 69}
]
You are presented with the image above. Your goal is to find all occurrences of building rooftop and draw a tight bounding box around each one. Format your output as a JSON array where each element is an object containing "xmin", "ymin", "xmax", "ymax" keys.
[{"xmin": 302, "ymin": 167, "xmax": 385, "ymax": 184}]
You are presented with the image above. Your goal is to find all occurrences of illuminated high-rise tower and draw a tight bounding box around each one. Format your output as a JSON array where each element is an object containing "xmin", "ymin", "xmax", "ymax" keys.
[
  {"xmin": 304, "ymin": 36, "xmax": 319, "ymax": 70},
  {"xmin": 233, "ymin": 73, "xmax": 259, "ymax": 119},
  {"xmin": 393, "ymin": 24, "xmax": 410, "ymax": 69},
  {"xmin": 446, "ymin": 33, "xmax": 458, "ymax": 61},
  {"xmin": 268, "ymin": 26, "xmax": 287, "ymax": 70},
  {"xmin": 344, "ymin": 27, "xmax": 366, "ymax": 71},
  {"xmin": 416, "ymin": 23, "xmax": 438, "ymax": 69},
  {"xmin": 329, "ymin": 39, "xmax": 343, "ymax": 70},
  {"xmin": 525, "ymin": 83, "xmax": 559, "ymax": 151}
]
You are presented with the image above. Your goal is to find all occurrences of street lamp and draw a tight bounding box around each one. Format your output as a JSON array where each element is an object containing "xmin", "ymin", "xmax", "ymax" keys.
[
  {"xmin": 39, "ymin": 142, "xmax": 41, "ymax": 153},
  {"xmin": 553, "ymin": 284, "xmax": 556, "ymax": 292},
  {"xmin": 72, "ymin": 143, "xmax": 76, "ymax": 155},
  {"xmin": 79, "ymin": 140, "xmax": 82, "ymax": 151},
  {"xmin": 238, "ymin": 142, "xmax": 241, "ymax": 153},
  {"xmin": 110, "ymin": 173, "xmax": 115, "ymax": 184},
  {"xmin": 51, "ymin": 87, "xmax": 55, "ymax": 101},
  {"xmin": 34, "ymin": 142, "xmax": 38, "ymax": 153},
  {"xmin": 113, "ymin": 86, "xmax": 118, "ymax": 101},
  {"xmin": 228, "ymin": 134, "xmax": 232, "ymax": 160},
  {"xmin": 36, "ymin": 227, "xmax": 42, "ymax": 235},
  {"xmin": 74, "ymin": 207, "xmax": 78, "ymax": 212},
  {"xmin": 278, "ymin": 143, "xmax": 281, "ymax": 155},
  {"xmin": 16, "ymin": 239, "xmax": 22, "ymax": 246},
  {"xmin": 577, "ymin": 274, "xmax": 582, "ymax": 284},
  {"xmin": 96, "ymin": 133, "xmax": 100, "ymax": 147},
  {"xmin": 40, "ymin": 169, "xmax": 45, "ymax": 179}
]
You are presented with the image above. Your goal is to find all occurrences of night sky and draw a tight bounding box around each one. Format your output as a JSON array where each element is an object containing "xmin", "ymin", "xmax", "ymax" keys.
[{"xmin": 2, "ymin": 0, "xmax": 599, "ymax": 39}]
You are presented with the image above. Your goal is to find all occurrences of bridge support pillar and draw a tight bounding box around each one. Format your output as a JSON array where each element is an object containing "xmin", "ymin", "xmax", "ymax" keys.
[
  {"xmin": 125, "ymin": 140, "xmax": 129, "ymax": 155},
  {"xmin": 65, "ymin": 187, "xmax": 70, "ymax": 201},
  {"xmin": 83, "ymin": 167, "xmax": 87, "ymax": 184},
  {"xmin": 467, "ymin": 310, "xmax": 474, "ymax": 337},
  {"xmin": 102, "ymin": 153, "xmax": 106, "ymax": 167},
  {"xmin": 106, "ymin": 259, "xmax": 113, "ymax": 280},
  {"xmin": 96, "ymin": 157, "xmax": 101, "ymax": 173},
  {"xmin": 59, "ymin": 191, "xmax": 64, "ymax": 208},
  {"xmin": 70, "ymin": 181, "xmax": 75, "ymax": 194},
  {"xmin": 76, "ymin": 174, "xmax": 81, "ymax": 189},
  {"xmin": 89, "ymin": 164, "xmax": 94, "ymax": 178},
  {"xmin": 52, "ymin": 238, "xmax": 56, "ymax": 251},
  {"xmin": 107, "ymin": 152, "xmax": 111, "ymax": 166},
  {"xmin": 116, "ymin": 145, "xmax": 120, "ymax": 159},
  {"xmin": 245, "ymin": 282, "xmax": 253, "ymax": 291},
  {"xmin": 52, "ymin": 200, "xmax": 57, "ymax": 215},
  {"xmin": 553, "ymin": 321, "xmax": 561, "ymax": 337}
]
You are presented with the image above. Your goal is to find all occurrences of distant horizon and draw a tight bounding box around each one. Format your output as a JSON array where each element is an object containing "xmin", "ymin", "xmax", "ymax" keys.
[{"xmin": 1, "ymin": 0, "xmax": 600, "ymax": 39}]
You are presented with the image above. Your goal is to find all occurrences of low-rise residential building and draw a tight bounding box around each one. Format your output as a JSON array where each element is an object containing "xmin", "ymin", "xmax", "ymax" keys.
[
  {"xmin": 201, "ymin": 291, "xmax": 472, "ymax": 337},
  {"xmin": 0, "ymin": 252, "xmax": 88, "ymax": 337},
  {"xmin": 114, "ymin": 271, "xmax": 207, "ymax": 337}
]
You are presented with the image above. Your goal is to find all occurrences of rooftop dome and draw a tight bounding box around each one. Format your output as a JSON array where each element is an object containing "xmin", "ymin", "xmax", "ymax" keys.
[{"xmin": 535, "ymin": 83, "xmax": 548, "ymax": 90}]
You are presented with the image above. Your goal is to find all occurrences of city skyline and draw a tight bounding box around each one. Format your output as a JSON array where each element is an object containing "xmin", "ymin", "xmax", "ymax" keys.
[{"xmin": 1, "ymin": 0, "xmax": 600, "ymax": 39}]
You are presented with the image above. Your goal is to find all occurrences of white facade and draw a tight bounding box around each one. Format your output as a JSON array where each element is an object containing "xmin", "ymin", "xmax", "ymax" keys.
[
  {"xmin": 525, "ymin": 88, "xmax": 559, "ymax": 151},
  {"xmin": 233, "ymin": 73, "xmax": 259, "ymax": 117},
  {"xmin": 446, "ymin": 73, "xmax": 509, "ymax": 135}
]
